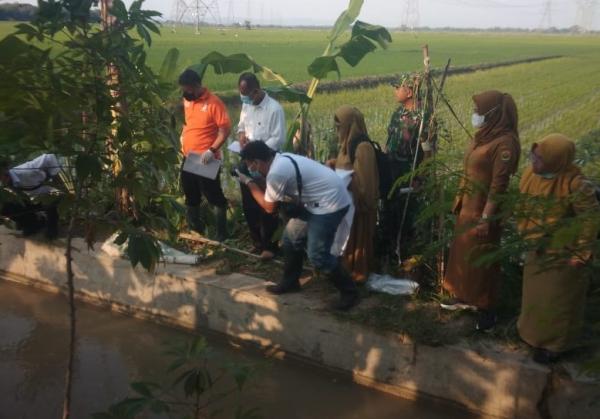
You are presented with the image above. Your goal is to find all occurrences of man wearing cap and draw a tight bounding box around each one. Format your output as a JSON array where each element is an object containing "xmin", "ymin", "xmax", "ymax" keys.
[
  {"xmin": 178, "ymin": 69, "xmax": 231, "ymax": 241},
  {"xmin": 236, "ymin": 72, "xmax": 286, "ymax": 260},
  {"xmin": 382, "ymin": 73, "xmax": 431, "ymax": 263}
]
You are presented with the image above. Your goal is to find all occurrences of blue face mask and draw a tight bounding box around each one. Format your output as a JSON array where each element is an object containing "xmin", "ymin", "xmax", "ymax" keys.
[
  {"xmin": 249, "ymin": 170, "xmax": 261, "ymax": 178},
  {"xmin": 240, "ymin": 94, "xmax": 253, "ymax": 105},
  {"xmin": 539, "ymin": 172, "xmax": 557, "ymax": 180}
]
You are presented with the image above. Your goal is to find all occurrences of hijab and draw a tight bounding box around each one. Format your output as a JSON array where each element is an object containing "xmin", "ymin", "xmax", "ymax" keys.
[
  {"xmin": 472, "ymin": 90, "xmax": 521, "ymax": 172},
  {"xmin": 518, "ymin": 133, "xmax": 583, "ymax": 236},
  {"xmin": 334, "ymin": 105, "xmax": 369, "ymax": 161}
]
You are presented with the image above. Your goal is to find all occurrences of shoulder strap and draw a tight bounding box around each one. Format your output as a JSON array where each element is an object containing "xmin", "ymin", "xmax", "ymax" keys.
[
  {"xmin": 348, "ymin": 134, "xmax": 373, "ymax": 163},
  {"xmin": 282, "ymin": 154, "xmax": 303, "ymax": 201}
]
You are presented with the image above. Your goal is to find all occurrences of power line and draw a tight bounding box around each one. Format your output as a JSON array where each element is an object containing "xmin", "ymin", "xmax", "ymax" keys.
[
  {"xmin": 576, "ymin": 0, "xmax": 599, "ymax": 31},
  {"xmin": 402, "ymin": 0, "xmax": 420, "ymax": 30},
  {"xmin": 431, "ymin": 0, "xmax": 568, "ymax": 9},
  {"xmin": 170, "ymin": 0, "xmax": 222, "ymax": 34},
  {"xmin": 539, "ymin": 0, "xmax": 553, "ymax": 28}
]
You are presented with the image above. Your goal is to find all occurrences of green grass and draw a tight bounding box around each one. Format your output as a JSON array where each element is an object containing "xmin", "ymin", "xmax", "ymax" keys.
[
  {"xmin": 2, "ymin": 21, "xmax": 600, "ymax": 91},
  {"xmin": 297, "ymin": 53, "xmax": 600, "ymax": 162}
]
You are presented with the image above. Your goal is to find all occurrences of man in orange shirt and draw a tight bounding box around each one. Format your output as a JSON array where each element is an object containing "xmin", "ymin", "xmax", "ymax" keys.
[{"xmin": 178, "ymin": 69, "xmax": 231, "ymax": 241}]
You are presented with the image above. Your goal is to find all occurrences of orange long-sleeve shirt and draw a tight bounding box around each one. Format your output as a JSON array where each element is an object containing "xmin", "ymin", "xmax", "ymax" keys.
[{"xmin": 181, "ymin": 89, "xmax": 231, "ymax": 157}]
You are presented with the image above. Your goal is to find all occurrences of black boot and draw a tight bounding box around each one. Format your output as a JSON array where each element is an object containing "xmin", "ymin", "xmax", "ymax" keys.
[
  {"xmin": 266, "ymin": 247, "xmax": 304, "ymax": 295},
  {"xmin": 328, "ymin": 264, "xmax": 359, "ymax": 311},
  {"xmin": 533, "ymin": 348, "xmax": 561, "ymax": 365},
  {"xmin": 45, "ymin": 205, "xmax": 59, "ymax": 240},
  {"xmin": 215, "ymin": 206, "xmax": 228, "ymax": 242},
  {"xmin": 186, "ymin": 206, "xmax": 205, "ymax": 234}
]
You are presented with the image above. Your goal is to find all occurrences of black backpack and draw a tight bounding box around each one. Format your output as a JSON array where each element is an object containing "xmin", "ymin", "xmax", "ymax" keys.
[{"xmin": 348, "ymin": 135, "xmax": 393, "ymax": 200}]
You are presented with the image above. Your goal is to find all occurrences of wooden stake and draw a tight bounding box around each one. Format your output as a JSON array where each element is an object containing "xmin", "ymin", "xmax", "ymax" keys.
[{"xmin": 179, "ymin": 233, "xmax": 284, "ymax": 265}]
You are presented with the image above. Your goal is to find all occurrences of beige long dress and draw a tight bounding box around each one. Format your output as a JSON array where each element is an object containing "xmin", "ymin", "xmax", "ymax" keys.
[
  {"xmin": 517, "ymin": 134, "xmax": 599, "ymax": 352},
  {"xmin": 334, "ymin": 106, "xmax": 379, "ymax": 283}
]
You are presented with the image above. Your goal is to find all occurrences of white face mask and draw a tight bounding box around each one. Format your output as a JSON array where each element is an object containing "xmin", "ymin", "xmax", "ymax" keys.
[{"xmin": 471, "ymin": 112, "xmax": 486, "ymax": 128}]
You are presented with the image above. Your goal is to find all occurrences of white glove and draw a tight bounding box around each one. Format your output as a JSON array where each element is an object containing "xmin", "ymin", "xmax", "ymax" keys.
[
  {"xmin": 421, "ymin": 141, "xmax": 432, "ymax": 152},
  {"xmin": 235, "ymin": 169, "xmax": 253, "ymax": 186},
  {"xmin": 201, "ymin": 149, "xmax": 215, "ymax": 164}
]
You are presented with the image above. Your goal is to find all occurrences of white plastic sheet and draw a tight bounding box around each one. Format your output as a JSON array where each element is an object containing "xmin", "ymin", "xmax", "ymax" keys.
[
  {"xmin": 366, "ymin": 273, "xmax": 419, "ymax": 296},
  {"xmin": 101, "ymin": 232, "xmax": 201, "ymax": 265}
]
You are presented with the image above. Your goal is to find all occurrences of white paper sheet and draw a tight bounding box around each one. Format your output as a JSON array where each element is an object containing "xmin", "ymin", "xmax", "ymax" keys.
[
  {"xmin": 335, "ymin": 169, "xmax": 354, "ymax": 188},
  {"xmin": 227, "ymin": 141, "xmax": 241, "ymax": 154},
  {"xmin": 182, "ymin": 152, "xmax": 222, "ymax": 180}
]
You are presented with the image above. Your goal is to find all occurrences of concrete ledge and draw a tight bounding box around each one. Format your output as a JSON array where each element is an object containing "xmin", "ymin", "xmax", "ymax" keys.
[{"xmin": 1, "ymin": 227, "xmax": 598, "ymax": 419}]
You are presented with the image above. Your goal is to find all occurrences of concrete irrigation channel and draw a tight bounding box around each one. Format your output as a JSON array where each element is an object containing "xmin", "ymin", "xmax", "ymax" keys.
[{"xmin": 0, "ymin": 226, "xmax": 598, "ymax": 419}]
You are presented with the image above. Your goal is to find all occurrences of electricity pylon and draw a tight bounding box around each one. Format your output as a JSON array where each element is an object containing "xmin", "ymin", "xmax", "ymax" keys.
[{"xmin": 170, "ymin": 0, "xmax": 222, "ymax": 34}]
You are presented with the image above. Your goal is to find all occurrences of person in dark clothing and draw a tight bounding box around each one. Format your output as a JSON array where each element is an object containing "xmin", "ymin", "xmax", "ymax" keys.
[
  {"xmin": 178, "ymin": 69, "xmax": 231, "ymax": 241},
  {"xmin": 236, "ymin": 72, "xmax": 285, "ymax": 259},
  {"xmin": 1, "ymin": 154, "xmax": 61, "ymax": 239}
]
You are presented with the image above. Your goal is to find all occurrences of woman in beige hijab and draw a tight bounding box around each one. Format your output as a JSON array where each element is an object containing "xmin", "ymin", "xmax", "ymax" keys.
[
  {"xmin": 442, "ymin": 90, "xmax": 521, "ymax": 331},
  {"xmin": 517, "ymin": 133, "xmax": 599, "ymax": 364},
  {"xmin": 329, "ymin": 106, "xmax": 379, "ymax": 282}
]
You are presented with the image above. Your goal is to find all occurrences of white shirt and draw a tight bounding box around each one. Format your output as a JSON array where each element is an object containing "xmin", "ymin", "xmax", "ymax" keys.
[
  {"xmin": 9, "ymin": 154, "xmax": 61, "ymax": 190},
  {"xmin": 264, "ymin": 153, "xmax": 351, "ymax": 215},
  {"xmin": 237, "ymin": 93, "xmax": 286, "ymax": 151}
]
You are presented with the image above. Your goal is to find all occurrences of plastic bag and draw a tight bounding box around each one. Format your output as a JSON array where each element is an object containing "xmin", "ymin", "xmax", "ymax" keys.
[
  {"xmin": 101, "ymin": 232, "xmax": 201, "ymax": 265},
  {"xmin": 366, "ymin": 273, "xmax": 419, "ymax": 296}
]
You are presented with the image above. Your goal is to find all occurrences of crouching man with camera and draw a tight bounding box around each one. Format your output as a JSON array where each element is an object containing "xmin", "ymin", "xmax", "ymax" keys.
[{"xmin": 237, "ymin": 141, "xmax": 359, "ymax": 311}]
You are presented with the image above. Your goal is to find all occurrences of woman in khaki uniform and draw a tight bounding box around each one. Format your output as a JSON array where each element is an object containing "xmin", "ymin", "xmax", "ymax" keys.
[
  {"xmin": 328, "ymin": 106, "xmax": 379, "ymax": 282},
  {"xmin": 517, "ymin": 134, "xmax": 599, "ymax": 364},
  {"xmin": 442, "ymin": 90, "xmax": 521, "ymax": 331}
]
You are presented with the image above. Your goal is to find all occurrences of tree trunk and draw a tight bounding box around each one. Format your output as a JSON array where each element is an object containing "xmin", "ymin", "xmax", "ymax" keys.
[
  {"xmin": 101, "ymin": 0, "xmax": 132, "ymax": 215},
  {"xmin": 61, "ymin": 215, "xmax": 77, "ymax": 419}
]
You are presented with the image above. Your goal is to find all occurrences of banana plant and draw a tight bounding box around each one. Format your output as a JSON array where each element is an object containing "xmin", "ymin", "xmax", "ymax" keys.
[
  {"xmin": 289, "ymin": 0, "xmax": 392, "ymax": 155},
  {"xmin": 192, "ymin": 51, "xmax": 311, "ymax": 105},
  {"xmin": 188, "ymin": 0, "xmax": 391, "ymax": 157}
]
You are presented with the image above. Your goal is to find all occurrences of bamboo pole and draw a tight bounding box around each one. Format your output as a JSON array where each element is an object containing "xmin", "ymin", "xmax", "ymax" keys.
[{"xmin": 179, "ymin": 233, "xmax": 284, "ymax": 265}]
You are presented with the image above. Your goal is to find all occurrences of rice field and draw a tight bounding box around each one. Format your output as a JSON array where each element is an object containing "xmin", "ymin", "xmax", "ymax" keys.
[
  {"xmin": 2, "ymin": 21, "xmax": 599, "ymax": 167},
  {"xmin": 300, "ymin": 52, "xmax": 600, "ymax": 160}
]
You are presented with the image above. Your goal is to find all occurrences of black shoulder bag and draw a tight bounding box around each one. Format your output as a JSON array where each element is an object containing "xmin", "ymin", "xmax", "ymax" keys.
[{"xmin": 279, "ymin": 155, "xmax": 305, "ymax": 219}]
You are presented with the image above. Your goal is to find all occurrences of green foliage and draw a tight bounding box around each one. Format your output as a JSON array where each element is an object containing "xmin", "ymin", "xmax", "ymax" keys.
[
  {"xmin": 328, "ymin": 0, "xmax": 363, "ymax": 41},
  {"xmin": 307, "ymin": 20, "xmax": 391, "ymax": 79},
  {"xmin": 93, "ymin": 337, "xmax": 261, "ymax": 419},
  {"xmin": 0, "ymin": 0, "xmax": 184, "ymax": 269}
]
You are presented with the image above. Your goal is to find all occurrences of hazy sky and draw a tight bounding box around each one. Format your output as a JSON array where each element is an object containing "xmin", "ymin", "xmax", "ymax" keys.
[{"xmin": 11, "ymin": 1, "xmax": 599, "ymax": 30}]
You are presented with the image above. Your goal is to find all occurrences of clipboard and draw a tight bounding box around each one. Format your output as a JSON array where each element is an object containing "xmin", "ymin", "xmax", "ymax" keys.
[{"xmin": 183, "ymin": 152, "xmax": 222, "ymax": 180}]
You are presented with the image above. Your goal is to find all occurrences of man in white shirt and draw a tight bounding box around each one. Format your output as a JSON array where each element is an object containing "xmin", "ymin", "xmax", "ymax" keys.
[
  {"xmin": 237, "ymin": 72, "xmax": 286, "ymax": 260},
  {"xmin": 237, "ymin": 141, "xmax": 359, "ymax": 311},
  {"xmin": 1, "ymin": 154, "xmax": 61, "ymax": 239}
]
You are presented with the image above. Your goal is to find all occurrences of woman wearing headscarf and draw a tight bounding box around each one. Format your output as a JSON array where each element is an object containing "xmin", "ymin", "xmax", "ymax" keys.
[
  {"xmin": 328, "ymin": 106, "xmax": 379, "ymax": 282},
  {"xmin": 442, "ymin": 90, "xmax": 521, "ymax": 331},
  {"xmin": 517, "ymin": 134, "xmax": 599, "ymax": 364}
]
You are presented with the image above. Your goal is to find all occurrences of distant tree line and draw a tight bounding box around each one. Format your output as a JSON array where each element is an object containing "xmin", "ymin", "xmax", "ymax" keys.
[
  {"xmin": 397, "ymin": 25, "xmax": 599, "ymax": 34},
  {"xmin": 0, "ymin": 3, "xmax": 100, "ymax": 21}
]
